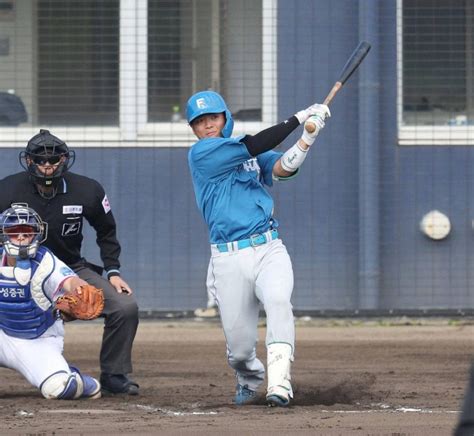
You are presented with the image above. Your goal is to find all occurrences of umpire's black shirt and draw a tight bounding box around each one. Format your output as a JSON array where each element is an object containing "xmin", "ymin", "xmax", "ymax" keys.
[{"xmin": 0, "ymin": 172, "xmax": 121, "ymax": 275}]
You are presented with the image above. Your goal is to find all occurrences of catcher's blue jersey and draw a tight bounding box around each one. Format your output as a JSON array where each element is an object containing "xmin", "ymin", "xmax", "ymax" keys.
[{"xmin": 188, "ymin": 136, "xmax": 282, "ymax": 244}]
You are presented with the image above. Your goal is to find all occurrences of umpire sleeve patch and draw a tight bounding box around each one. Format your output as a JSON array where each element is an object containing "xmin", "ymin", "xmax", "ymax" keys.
[{"xmin": 102, "ymin": 195, "xmax": 111, "ymax": 214}]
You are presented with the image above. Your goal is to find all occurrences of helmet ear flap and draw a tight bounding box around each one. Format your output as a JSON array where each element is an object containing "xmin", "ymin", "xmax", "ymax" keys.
[{"xmin": 222, "ymin": 109, "xmax": 234, "ymax": 138}]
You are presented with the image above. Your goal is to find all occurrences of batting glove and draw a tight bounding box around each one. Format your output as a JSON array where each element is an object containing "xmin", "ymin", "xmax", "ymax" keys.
[
  {"xmin": 295, "ymin": 103, "xmax": 331, "ymax": 124},
  {"xmin": 301, "ymin": 114, "xmax": 327, "ymax": 145}
]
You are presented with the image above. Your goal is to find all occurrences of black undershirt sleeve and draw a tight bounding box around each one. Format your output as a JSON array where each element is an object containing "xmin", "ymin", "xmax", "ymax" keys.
[{"xmin": 241, "ymin": 115, "xmax": 300, "ymax": 156}]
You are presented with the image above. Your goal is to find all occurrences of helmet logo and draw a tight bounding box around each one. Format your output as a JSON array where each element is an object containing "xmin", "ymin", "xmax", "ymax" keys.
[{"xmin": 196, "ymin": 98, "xmax": 207, "ymax": 109}]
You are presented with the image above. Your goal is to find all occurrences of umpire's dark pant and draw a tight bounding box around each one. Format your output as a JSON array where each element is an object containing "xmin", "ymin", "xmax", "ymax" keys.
[
  {"xmin": 455, "ymin": 361, "xmax": 474, "ymax": 436},
  {"xmin": 73, "ymin": 265, "xmax": 139, "ymax": 376}
]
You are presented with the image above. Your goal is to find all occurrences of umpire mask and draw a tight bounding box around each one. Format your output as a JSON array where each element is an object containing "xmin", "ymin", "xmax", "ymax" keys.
[{"xmin": 19, "ymin": 129, "xmax": 75, "ymax": 197}]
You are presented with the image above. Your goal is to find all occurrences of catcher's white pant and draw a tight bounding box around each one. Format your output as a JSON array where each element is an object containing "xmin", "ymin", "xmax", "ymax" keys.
[
  {"xmin": 207, "ymin": 237, "xmax": 294, "ymax": 391},
  {"xmin": 0, "ymin": 321, "xmax": 70, "ymax": 388}
]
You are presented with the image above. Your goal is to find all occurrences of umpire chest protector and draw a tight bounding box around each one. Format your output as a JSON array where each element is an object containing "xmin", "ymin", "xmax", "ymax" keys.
[{"xmin": 0, "ymin": 246, "xmax": 57, "ymax": 339}]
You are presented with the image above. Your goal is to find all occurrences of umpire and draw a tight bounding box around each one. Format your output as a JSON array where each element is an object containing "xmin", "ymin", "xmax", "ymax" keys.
[
  {"xmin": 455, "ymin": 361, "xmax": 474, "ymax": 436},
  {"xmin": 0, "ymin": 129, "xmax": 139, "ymax": 395}
]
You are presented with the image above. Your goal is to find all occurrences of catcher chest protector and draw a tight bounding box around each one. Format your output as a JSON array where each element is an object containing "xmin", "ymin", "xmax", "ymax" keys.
[{"xmin": 0, "ymin": 246, "xmax": 56, "ymax": 339}]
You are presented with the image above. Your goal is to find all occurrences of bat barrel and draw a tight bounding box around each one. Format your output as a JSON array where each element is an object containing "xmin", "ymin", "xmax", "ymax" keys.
[
  {"xmin": 338, "ymin": 41, "xmax": 371, "ymax": 85},
  {"xmin": 304, "ymin": 41, "xmax": 371, "ymax": 134}
]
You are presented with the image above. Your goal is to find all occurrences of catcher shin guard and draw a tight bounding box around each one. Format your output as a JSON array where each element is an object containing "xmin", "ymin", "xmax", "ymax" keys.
[
  {"xmin": 40, "ymin": 371, "xmax": 82, "ymax": 400},
  {"xmin": 40, "ymin": 369, "xmax": 101, "ymax": 400},
  {"xmin": 70, "ymin": 366, "xmax": 101, "ymax": 399},
  {"xmin": 266, "ymin": 343, "xmax": 294, "ymax": 407}
]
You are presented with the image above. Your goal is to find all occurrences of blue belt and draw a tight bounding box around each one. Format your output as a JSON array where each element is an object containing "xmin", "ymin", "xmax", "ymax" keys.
[{"xmin": 215, "ymin": 229, "xmax": 278, "ymax": 253}]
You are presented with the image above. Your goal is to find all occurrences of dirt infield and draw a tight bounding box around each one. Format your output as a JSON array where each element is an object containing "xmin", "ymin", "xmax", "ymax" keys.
[{"xmin": 0, "ymin": 318, "xmax": 473, "ymax": 435}]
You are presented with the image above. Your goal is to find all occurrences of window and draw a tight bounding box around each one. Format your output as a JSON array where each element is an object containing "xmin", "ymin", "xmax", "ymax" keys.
[
  {"xmin": 38, "ymin": 0, "xmax": 119, "ymax": 126},
  {"xmin": 148, "ymin": 0, "xmax": 262, "ymax": 123},
  {"xmin": 399, "ymin": 0, "xmax": 474, "ymax": 144},
  {"xmin": 0, "ymin": 0, "xmax": 276, "ymax": 146}
]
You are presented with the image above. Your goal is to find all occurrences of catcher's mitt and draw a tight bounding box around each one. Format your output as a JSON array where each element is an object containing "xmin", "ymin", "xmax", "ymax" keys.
[{"xmin": 55, "ymin": 284, "xmax": 104, "ymax": 321}]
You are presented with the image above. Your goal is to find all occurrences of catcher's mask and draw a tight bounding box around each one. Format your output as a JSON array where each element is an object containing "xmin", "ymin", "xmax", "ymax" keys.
[
  {"xmin": 186, "ymin": 90, "xmax": 234, "ymax": 138},
  {"xmin": 0, "ymin": 203, "xmax": 48, "ymax": 259},
  {"xmin": 19, "ymin": 129, "xmax": 75, "ymax": 196}
]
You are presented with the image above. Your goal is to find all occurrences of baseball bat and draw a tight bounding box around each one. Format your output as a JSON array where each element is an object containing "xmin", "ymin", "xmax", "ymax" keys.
[{"xmin": 305, "ymin": 41, "xmax": 371, "ymax": 133}]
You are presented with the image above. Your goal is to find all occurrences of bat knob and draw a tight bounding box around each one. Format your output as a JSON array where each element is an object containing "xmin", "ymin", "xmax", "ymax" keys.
[{"xmin": 304, "ymin": 120, "xmax": 317, "ymax": 134}]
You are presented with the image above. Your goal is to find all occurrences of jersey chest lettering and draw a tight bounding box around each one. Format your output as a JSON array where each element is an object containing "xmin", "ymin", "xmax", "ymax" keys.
[
  {"xmin": 0, "ymin": 286, "xmax": 27, "ymax": 300},
  {"xmin": 63, "ymin": 205, "xmax": 83, "ymax": 214},
  {"xmin": 242, "ymin": 158, "xmax": 261, "ymax": 177}
]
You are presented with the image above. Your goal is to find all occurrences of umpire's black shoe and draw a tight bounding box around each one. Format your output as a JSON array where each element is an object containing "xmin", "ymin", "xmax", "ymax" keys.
[{"xmin": 100, "ymin": 373, "xmax": 139, "ymax": 396}]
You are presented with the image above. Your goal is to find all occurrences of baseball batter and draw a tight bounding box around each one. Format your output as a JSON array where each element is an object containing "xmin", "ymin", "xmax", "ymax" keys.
[
  {"xmin": 0, "ymin": 203, "xmax": 101, "ymax": 400},
  {"xmin": 186, "ymin": 90, "xmax": 329, "ymax": 407}
]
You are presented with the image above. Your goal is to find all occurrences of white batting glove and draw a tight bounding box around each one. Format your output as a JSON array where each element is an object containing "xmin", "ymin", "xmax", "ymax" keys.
[
  {"xmin": 301, "ymin": 114, "xmax": 327, "ymax": 146},
  {"xmin": 295, "ymin": 103, "xmax": 331, "ymax": 124}
]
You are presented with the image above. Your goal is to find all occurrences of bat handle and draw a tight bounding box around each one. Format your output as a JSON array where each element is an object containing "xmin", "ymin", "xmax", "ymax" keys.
[{"xmin": 304, "ymin": 82, "xmax": 342, "ymax": 133}]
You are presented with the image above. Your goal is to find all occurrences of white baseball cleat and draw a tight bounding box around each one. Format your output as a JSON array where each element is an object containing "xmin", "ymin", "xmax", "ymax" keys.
[
  {"xmin": 266, "ymin": 385, "xmax": 291, "ymax": 407},
  {"xmin": 266, "ymin": 343, "xmax": 293, "ymax": 407}
]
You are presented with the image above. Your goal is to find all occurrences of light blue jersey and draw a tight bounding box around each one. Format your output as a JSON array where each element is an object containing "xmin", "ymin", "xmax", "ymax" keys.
[{"xmin": 188, "ymin": 136, "xmax": 282, "ymax": 244}]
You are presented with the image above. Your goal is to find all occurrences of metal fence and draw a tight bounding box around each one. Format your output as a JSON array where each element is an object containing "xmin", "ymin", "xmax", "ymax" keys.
[{"xmin": 1, "ymin": 0, "xmax": 474, "ymax": 313}]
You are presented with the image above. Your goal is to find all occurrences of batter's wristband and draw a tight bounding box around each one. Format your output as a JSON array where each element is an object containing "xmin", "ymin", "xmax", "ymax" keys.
[{"xmin": 281, "ymin": 141, "xmax": 309, "ymax": 172}]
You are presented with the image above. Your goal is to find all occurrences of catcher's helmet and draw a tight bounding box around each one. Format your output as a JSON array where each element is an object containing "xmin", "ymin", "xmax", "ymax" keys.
[
  {"xmin": 186, "ymin": 91, "xmax": 234, "ymax": 138},
  {"xmin": 0, "ymin": 203, "xmax": 48, "ymax": 259},
  {"xmin": 19, "ymin": 129, "xmax": 75, "ymax": 193}
]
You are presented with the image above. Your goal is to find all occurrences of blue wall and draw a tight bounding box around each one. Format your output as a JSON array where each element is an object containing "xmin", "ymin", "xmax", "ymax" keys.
[
  {"xmin": 277, "ymin": 0, "xmax": 361, "ymax": 309},
  {"xmin": 276, "ymin": 0, "xmax": 474, "ymax": 310},
  {"xmin": 0, "ymin": 148, "xmax": 210, "ymax": 311},
  {"xmin": 377, "ymin": 1, "xmax": 474, "ymax": 309},
  {"xmin": 1, "ymin": 1, "xmax": 473, "ymax": 311}
]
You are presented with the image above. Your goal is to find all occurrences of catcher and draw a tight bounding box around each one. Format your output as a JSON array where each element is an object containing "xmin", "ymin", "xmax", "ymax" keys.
[{"xmin": 0, "ymin": 203, "xmax": 104, "ymax": 400}]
